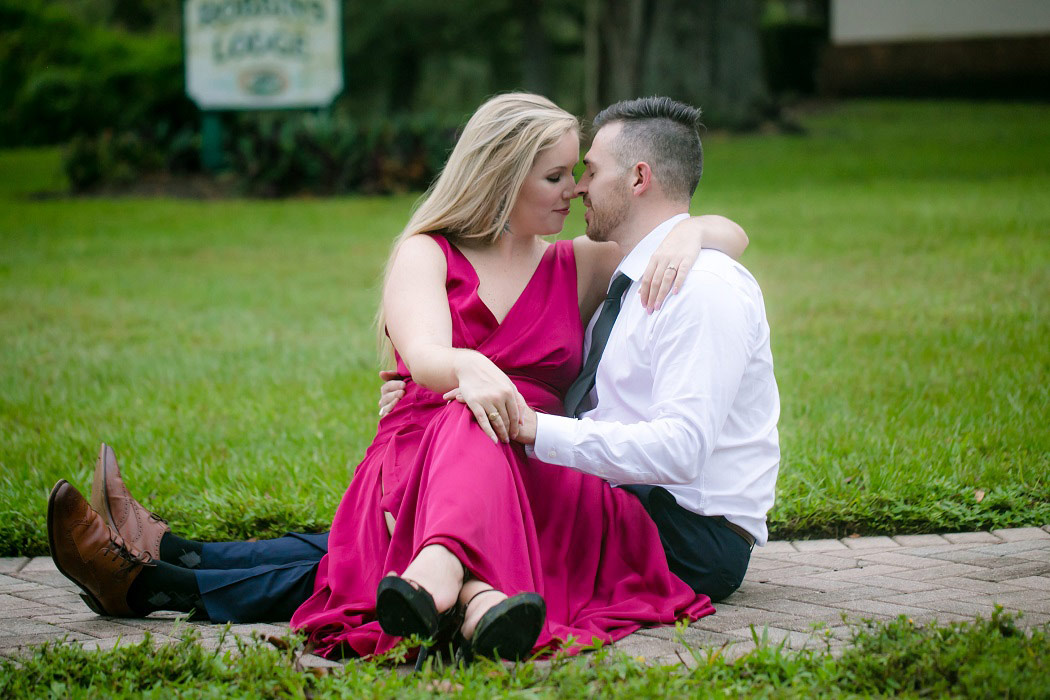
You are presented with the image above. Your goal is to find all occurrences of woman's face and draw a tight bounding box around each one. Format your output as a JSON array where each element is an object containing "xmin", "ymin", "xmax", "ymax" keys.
[{"xmin": 507, "ymin": 130, "xmax": 580, "ymax": 238}]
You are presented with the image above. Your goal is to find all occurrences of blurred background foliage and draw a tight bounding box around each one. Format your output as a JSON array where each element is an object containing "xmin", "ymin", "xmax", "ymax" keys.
[
  {"xmin": 1, "ymin": 0, "xmax": 827, "ymax": 195},
  {"xmin": 0, "ymin": 0, "xmax": 191, "ymax": 147}
]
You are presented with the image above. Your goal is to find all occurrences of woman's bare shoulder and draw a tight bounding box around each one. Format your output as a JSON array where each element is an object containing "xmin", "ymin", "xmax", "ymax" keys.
[
  {"xmin": 572, "ymin": 236, "xmax": 620, "ymax": 280},
  {"xmin": 392, "ymin": 233, "xmax": 447, "ymax": 271}
]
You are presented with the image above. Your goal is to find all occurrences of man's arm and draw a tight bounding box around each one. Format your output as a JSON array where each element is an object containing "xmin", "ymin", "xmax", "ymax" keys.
[{"xmin": 520, "ymin": 270, "xmax": 755, "ymax": 485}]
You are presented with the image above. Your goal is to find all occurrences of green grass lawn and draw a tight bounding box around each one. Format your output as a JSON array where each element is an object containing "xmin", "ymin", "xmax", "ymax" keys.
[
  {"xmin": 3, "ymin": 611, "xmax": 1048, "ymax": 697},
  {"xmin": 1, "ymin": 101, "xmax": 1048, "ymax": 556}
]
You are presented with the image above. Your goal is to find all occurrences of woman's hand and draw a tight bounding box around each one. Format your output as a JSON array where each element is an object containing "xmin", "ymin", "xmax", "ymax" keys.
[
  {"xmin": 442, "ymin": 352, "xmax": 525, "ymax": 444},
  {"xmin": 638, "ymin": 223, "xmax": 700, "ymax": 314},
  {"xmin": 378, "ymin": 370, "xmax": 406, "ymax": 417},
  {"xmin": 638, "ymin": 215, "xmax": 749, "ymax": 313}
]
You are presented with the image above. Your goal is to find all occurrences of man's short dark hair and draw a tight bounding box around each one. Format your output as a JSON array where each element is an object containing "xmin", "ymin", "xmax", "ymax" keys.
[{"xmin": 592, "ymin": 96, "xmax": 703, "ymax": 202}]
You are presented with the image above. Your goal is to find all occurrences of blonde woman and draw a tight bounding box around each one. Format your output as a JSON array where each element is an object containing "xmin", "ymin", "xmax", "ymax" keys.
[{"xmin": 47, "ymin": 93, "xmax": 745, "ymax": 665}]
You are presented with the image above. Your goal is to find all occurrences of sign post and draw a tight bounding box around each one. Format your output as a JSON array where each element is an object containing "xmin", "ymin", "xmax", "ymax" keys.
[
  {"xmin": 200, "ymin": 112, "xmax": 225, "ymax": 172},
  {"xmin": 183, "ymin": 0, "xmax": 344, "ymax": 170}
]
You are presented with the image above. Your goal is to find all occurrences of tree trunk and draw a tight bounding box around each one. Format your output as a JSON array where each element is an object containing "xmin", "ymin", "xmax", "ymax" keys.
[
  {"xmin": 595, "ymin": 0, "xmax": 769, "ymax": 128},
  {"xmin": 518, "ymin": 0, "xmax": 551, "ymax": 96},
  {"xmin": 584, "ymin": 0, "xmax": 601, "ymax": 117},
  {"xmin": 597, "ymin": 0, "xmax": 651, "ymax": 104}
]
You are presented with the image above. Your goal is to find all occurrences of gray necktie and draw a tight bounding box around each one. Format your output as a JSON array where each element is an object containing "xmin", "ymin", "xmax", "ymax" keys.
[{"xmin": 563, "ymin": 273, "xmax": 632, "ymax": 417}]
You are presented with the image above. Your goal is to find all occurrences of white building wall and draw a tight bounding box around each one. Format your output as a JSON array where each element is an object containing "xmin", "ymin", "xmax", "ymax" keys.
[{"xmin": 832, "ymin": 0, "xmax": 1050, "ymax": 45}]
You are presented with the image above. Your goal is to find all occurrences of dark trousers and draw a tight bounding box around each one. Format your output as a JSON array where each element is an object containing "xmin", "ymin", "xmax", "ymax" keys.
[
  {"xmin": 620, "ymin": 485, "xmax": 752, "ymax": 602},
  {"xmin": 195, "ymin": 532, "xmax": 328, "ymax": 622}
]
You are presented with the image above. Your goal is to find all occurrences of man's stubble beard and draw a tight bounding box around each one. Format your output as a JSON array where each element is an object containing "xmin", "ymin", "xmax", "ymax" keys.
[{"xmin": 584, "ymin": 186, "xmax": 630, "ymax": 243}]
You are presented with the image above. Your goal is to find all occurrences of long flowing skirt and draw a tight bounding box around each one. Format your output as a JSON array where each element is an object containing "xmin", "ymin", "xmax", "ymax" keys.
[{"xmin": 291, "ymin": 400, "xmax": 713, "ymax": 659}]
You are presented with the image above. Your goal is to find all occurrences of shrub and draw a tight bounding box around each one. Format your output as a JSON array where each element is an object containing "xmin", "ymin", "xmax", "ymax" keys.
[
  {"xmin": 62, "ymin": 114, "xmax": 458, "ymax": 196},
  {"xmin": 64, "ymin": 126, "xmax": 198, "ymax": 193},
  {"xmin": 228, "ymin": 112, "xmax": 457, "ymax": 197},
  {"xmin": 0, "ymin": 0, "xmax": 193, "ymax": 147}
]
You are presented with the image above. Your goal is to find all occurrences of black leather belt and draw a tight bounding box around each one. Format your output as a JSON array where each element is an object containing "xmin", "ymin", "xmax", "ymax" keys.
[{"xmin": 719, "ymin": 517, "xmax": 755, "ymax": 549}]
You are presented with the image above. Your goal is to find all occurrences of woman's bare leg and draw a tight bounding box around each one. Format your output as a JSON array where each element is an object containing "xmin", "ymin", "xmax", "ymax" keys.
[{"xmin": 398, "ymin": 544, "xmax": 466, "ymax": 613}]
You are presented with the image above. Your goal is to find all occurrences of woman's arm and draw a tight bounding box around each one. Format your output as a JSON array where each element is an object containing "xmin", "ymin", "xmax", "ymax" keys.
[
  {"xmin": 384, "ymin": 235, "xmax": 522, "ymax": 442},
  {"xmin": 638, "ymin": 214, "xmax": 748, "ymax": 312},
  {"xmin": 573, "ymin": 214, "xmax": 749, "ymax": 317}
]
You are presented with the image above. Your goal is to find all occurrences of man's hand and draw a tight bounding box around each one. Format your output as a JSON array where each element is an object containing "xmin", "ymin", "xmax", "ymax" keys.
[
  {"xmin": 378, "ymin": 370, "xmax": 406, "ymax": 417},
  {"xmin": 514, "ymin": 404, "xmax": 538, "ymax": 445}
]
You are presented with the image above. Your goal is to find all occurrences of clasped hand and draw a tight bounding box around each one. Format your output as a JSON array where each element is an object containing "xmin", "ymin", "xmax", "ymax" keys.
[{"xmin": 442, "ymin": 353, "xmax": 528, "ymax": 444}]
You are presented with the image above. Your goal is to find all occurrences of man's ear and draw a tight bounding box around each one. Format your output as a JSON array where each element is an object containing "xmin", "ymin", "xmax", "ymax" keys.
[{"xmin": 630, "ymin": 162, "xmax": 653, "ymax": 196}]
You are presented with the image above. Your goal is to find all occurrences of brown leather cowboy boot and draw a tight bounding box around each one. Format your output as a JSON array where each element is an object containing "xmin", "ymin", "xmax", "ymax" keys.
[
  {"xmin": 47, "ymin": 479, "xmax": 155, "ymax": 617},
  {"xmin": 90, "ymin": 443, "xmax": 169, "ymax": 560}
]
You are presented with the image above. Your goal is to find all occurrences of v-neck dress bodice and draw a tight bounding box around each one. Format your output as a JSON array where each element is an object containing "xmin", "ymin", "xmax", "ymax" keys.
[
  {"xmin": 291, "ymin": 233, "xmax": 712, "ymax": 660},
  {"xmin": 392, "ymin": 235, "xmax": 582, "ymax": 415}
]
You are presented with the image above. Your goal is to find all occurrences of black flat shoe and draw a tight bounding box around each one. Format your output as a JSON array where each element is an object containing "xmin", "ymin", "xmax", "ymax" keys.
[
  {"xmin": 376, "ymin": 576, "xmax": 440, "ymax": 639},
  {"xmin": 376, "ymin": 576, "xmax": 464, "ymax": 671},
  {"xmin": 455, "ymin": 591, "xmax": 546, "ymax": 664},
  {"xmin": 414, "ymin": 604, "xmax": 464, "ymax": 672}
]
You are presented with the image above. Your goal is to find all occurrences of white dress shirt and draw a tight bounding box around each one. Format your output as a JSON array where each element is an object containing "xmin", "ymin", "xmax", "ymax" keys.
[{"xmin": 534, "ymin": 214, "xmax": 780, "ymax": 545}]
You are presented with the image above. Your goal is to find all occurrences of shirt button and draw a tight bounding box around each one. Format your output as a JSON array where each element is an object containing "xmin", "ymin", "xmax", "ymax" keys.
[{"xmin": 547, "ymin": 449, "xmax": 557, "ymax": 459}]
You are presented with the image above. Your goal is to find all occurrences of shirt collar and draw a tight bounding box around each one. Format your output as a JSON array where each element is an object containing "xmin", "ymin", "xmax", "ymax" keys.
[{"xmin": 615, "ymin": 213, "xmax": 691, "ymax": 282}]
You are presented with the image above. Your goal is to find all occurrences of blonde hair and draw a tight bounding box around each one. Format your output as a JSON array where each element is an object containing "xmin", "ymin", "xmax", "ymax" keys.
[{"xmin": 377, "ymin": 93, "xmax": 579, "ymax": 359}]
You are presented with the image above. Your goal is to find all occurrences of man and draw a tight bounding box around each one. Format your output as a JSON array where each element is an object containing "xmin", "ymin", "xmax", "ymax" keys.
[{"xmin": 510, "ymin": 96, "xmax": 780, "ymax": 601}]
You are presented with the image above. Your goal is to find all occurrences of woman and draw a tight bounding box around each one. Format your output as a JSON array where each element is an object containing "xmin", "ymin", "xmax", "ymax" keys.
[{"xmin": 289, "ymin": 93, "xmax": 747, "ymax": 662}]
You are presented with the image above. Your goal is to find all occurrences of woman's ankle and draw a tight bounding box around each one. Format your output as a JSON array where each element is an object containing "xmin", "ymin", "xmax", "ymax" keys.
[
  {"xmin": 399, "ymin": 544, "xmax": 465, "ymax": 614},
  {"xmin": 458, "ymin": 580, "xmax": 506, "ymax": 640}
]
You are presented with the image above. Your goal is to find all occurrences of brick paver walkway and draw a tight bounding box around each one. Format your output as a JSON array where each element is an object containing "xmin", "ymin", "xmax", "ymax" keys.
[{"xmin": 2, "ymin": 527, "xmax": 1048, "ymax": 668}]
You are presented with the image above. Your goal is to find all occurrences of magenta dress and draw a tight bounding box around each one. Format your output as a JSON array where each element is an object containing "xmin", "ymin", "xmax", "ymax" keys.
[{"xmin": 290, "ymin": 235, "xmax": 713, "ymax": 659}]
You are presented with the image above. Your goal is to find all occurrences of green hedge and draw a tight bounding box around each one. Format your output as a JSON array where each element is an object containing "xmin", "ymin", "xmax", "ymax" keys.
[
  {"xmin": 0, "ymin": 0, "xmax": 193, "ymax": 147},
  {"xmin": 64, "ymin": 126, "xmax": 200, "ymax": 192},
  {"xmin": 64, "ymin": 113, "xmax": 459, "ymax": 196},
  {"xmin": 228, "ymin": 112, "xmax": 457, "ymax": 196}
]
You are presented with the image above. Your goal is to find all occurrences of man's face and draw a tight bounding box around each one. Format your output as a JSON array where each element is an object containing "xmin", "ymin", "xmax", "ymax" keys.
[{"xmin": 575, "ymin": 123, "xmax": 630, "ymax": 243}]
